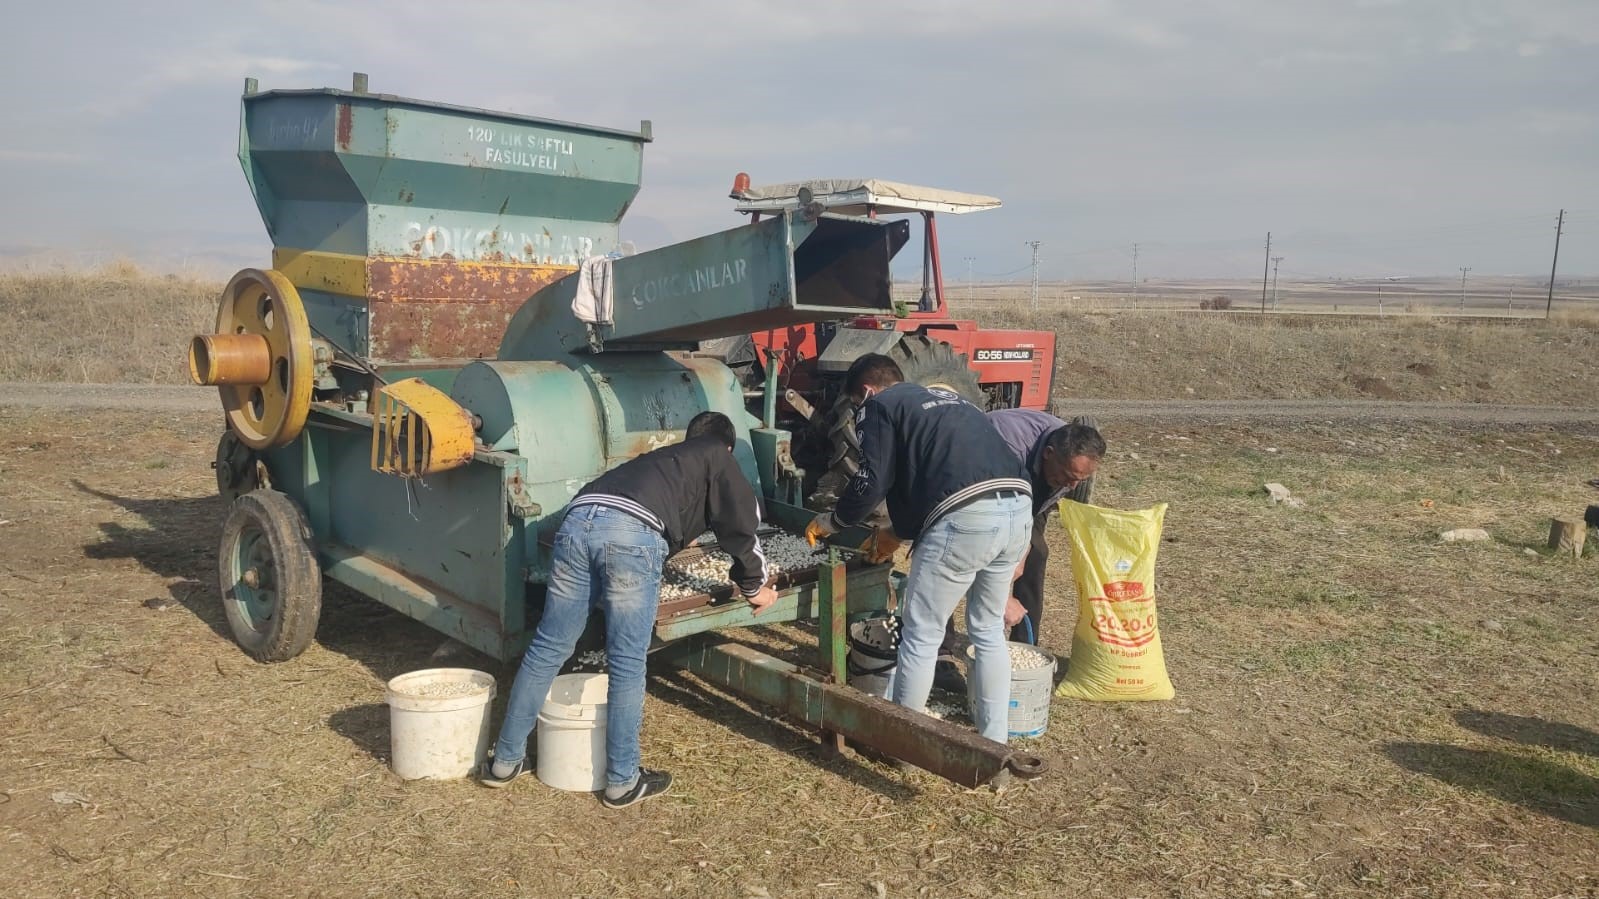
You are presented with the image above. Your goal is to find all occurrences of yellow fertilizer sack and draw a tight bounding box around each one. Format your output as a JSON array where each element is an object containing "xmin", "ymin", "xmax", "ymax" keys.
[{"xmin": 1054, "ymin": 500, "xmax": 1175, "ymax": 701}]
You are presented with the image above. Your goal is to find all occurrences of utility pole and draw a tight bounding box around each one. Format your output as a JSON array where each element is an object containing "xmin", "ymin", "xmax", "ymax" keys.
[
  {"xmin": 963, "ymin": 256, "xmax": 975, "ymax": 304},
  {"xmin": 1260, "ymin": 232, "xmax": 1272, "ymax": 313},
  {"xmin": 1458, "ymin": 266, "xmax": 1471, "ymax": 313},
  {"xmin": 1377, "ymin": 282, "xmax": 1383, "ymax": 317},
  {"xmin": 1546, "ymin": 209, "xmax": 1565, "ymax": 319},
  {"xmin": 1025, "ymin": 241, "xmax": 1042, "ymax": 311},
  {"xmin": 1131, "ymin": 243, "xmax": 1139, "ymax": 304},
  {"xmin": 1271, "ymin": 256, "xmax": 1283, "ymax": 310}
]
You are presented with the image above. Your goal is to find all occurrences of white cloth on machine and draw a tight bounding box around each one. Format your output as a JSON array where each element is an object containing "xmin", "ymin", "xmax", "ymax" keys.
[{"xmin": 572, "ymin": 255, "xmax": 615, "ymax": 326}]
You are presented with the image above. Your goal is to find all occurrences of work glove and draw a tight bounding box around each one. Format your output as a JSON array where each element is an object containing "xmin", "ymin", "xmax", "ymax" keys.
[
  {"xmin": 804, "ymin": 513, "xmax": 837, "ymax": 547},
  {"xmin": 858, "ymin": 528, "xmax": 901, "ymax": 564}
]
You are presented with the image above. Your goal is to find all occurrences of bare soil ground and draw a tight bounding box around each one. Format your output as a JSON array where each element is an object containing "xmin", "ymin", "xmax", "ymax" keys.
[{"xmin": 2, "ymin": 405, "xmax": 1596, "ymax": 898}]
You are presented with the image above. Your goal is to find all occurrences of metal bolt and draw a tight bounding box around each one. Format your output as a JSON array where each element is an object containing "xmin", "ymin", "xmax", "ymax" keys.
[{"xmin": 242, "ymin": 568, "xmax": 261, "ymax": 589}]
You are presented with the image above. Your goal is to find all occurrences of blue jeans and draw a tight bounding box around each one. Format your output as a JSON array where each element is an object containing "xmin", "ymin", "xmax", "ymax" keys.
[
  {"xmin": 492, "ymin": 505, "xmax": 667, "ymax": 789},
  {"xmin": 888, "ymin": 493, "xmax": 1032, "ymax": 743}
]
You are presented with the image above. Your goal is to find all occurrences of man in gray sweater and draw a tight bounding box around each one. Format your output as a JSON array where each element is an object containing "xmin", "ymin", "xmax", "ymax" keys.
[
  {"xmin": 931, "ymin": 410, "xmax": 1104, "ymax": 688},
  {"xmin": 986, "ymin": 410, "xmax": 1105, "ymax": 645}
]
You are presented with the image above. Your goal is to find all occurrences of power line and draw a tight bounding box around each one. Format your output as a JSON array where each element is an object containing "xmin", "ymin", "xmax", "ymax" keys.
[
  {"xmin": 1131, "ymin": 243, "xmax": 1139, "ymax": 302},
  {"xmin": 1024, "ymin": 241, "xmax": 1042, "ymax": 311},
  {"xmin": 1261, "ymin": 232, "xmax": 1272, "ymax": 313},
  {"xmin": 1547, "ymin": 209, "xmax": 1565, "ymax": 319}
]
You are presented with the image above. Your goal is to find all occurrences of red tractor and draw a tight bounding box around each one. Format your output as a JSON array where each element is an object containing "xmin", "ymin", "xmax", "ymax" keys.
[{"xmin": 709, "ymin": 176, "xmax": 1057, "ymax": 500}]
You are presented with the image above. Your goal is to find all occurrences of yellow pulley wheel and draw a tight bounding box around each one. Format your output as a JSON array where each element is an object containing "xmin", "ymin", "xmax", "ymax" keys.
[{"xmin": 208, "ymin": 269, "xmax": 315, "ymax": 450}]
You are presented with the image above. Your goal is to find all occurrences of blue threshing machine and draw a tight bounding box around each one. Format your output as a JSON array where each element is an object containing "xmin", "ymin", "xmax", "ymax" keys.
[{"xmin": 187, "ymin": 74, "xmax": 1046, "ymax": 786}]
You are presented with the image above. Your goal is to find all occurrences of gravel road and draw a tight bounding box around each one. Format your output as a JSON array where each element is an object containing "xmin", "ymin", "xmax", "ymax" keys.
[{"xmin": 4, "ymin": 382, "xmax": 1599, "ymax": 425}]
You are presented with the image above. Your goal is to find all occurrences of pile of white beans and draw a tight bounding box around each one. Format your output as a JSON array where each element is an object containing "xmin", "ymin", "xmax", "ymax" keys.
[
  {"xmin": 405, "ymin": 680, "xmax": 489, "ymax": 699},
  {"xmin": 659, "ymin": 533, "xmax": 824, "ymax": 600},
  {"xmin": 1008, "ymin": 644, "xmax": 1053, "ymax": 670}
]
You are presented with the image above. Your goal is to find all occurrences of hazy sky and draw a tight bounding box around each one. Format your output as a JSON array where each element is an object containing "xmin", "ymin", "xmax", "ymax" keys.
[{"xmin": 1, "ymin": 0, "xmax": 1594, "ymax": 281}]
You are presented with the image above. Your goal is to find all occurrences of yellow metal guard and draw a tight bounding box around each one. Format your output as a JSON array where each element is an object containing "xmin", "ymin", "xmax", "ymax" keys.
[{"xmin": 370, "ymin": 379, "xmax": 476, "ymax": 478}]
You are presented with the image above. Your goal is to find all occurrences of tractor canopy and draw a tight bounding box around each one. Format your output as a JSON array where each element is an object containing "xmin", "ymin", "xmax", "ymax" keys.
[{"xmin": 730, "ymin": 178, "xmax": 1000, "ymax": 217}]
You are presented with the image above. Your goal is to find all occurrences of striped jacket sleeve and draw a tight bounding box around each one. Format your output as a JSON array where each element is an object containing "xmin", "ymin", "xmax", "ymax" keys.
[{"xmin": 706, "ymin": 452, "xmax": 768, "ymax": 596}]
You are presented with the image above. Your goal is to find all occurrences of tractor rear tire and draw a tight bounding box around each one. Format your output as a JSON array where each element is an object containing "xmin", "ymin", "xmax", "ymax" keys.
[
  {"xmin": 218, "ymin": 489, "xmax": 323, "ymax": 662},
  {"xmin": 1060, "ymin": 414, "xmax": 1098, "ymax": 506},
  {"xmin": 818, "ymin": 333, "xmax": 985, "ymax": 503},
  {"xmin": 891, "ymin": 334, "xmax": 984, "ymax": 405}
]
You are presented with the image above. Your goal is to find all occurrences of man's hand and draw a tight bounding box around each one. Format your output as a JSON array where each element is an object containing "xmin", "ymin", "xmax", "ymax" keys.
[
  {"xmin": 858, "ymin": 528, "xmax": 902, "ymax": 564},
  {"xmin": 804, "ymin": 513, "xmax": 836, "ymax": 547},
  {"xmin": 1004, "ymin": 596, "xmax": 1027, "ymax": 629},
  {"xmin": 747, "ymin": 583, "xmax": 779, "ymax": 615}
]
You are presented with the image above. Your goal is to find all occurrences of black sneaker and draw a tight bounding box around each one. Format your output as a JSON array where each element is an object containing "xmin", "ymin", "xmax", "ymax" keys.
[
  {"xmin": 478, "ymin": 756, "xmax": 528, "ymax": 789},
  {"xmin": 600, "ymin": 767, "xmax": 673, "ymax": 808},
  {"xmin": 932, "ymin": 658, "xmax": 967, "ymax": 694}
]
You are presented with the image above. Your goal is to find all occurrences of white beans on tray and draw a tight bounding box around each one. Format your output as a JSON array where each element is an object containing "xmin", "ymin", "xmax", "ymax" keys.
[{"xmin": 659, "ymin": 532, "xmax": 826, "ymax": 600}]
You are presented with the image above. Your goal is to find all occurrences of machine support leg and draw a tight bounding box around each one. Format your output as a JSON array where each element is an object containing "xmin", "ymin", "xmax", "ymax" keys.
[
  {"xmin": 817, "ymin": 555, "xmax": 849, "ymax": 752},
  {"xmin": 659, "ymin": 639, "xmax": 1047, "ymax": 788},
  {"xmin": 301, "ymin": 426, "xmax": 331, "ymax": 537}
]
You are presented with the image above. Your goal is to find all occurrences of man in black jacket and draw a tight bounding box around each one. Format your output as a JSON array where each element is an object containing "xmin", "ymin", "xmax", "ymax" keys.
[
  {"xmin": 806, "ymin": 354, "xmax": 1033, "ymax": 743},
  {"xmin": 483, "ymin": 411, "xmax": 778, "ymax": 805}
]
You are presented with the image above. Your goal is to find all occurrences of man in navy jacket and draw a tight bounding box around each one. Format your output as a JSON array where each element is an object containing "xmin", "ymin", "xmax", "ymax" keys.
[{"xmin": 807, "ymin": 354, "xmax": 1032, "ymax": 743}]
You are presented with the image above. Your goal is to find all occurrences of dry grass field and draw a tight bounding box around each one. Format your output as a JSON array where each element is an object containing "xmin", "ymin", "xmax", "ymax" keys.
[
  {"xmin": 0, "ymin": 264, "xmax": 216, "ymax": 384},
  {"xmin": 4, "ymin": 266, "xmax": 1599, "ymax": 409},
  {"xmin": 1, "ymin": 406, "xmax": 1596, "ymax": 898},
  {"xmin": 958, "ymin": 301, "xmax": 1599, "ymax": 407}
]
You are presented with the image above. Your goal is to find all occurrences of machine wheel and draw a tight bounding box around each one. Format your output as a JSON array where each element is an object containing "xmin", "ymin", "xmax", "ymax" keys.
[
  {"xmin": 213, "ymin": 431, "xmax": 272, "ymax": 504},
  {"xmin": 218, "ymin": 489, "xmax": 322, "ymax": 662}
]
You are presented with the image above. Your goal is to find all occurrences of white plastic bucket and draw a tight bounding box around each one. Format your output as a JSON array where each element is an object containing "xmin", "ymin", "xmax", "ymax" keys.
[
  {"xmin": 848, "ymin": 615, "xmax": 900, "ymax": 699},
  {"xmin": 966, "ymin": 642, "xmax": 1058, "ymax": 739},
  {"xmin": 385, "ymin": 668, "xmax": 497, "ymax": 780},
  {"xmin": 536, "ymin": 673, "xmax": 609, "ymax": 792}
]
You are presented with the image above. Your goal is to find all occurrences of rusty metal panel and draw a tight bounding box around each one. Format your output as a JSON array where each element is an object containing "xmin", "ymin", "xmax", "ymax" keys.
[{"xmin": 365, "ymin": 258, "xmax": 572, "ymax": 360}]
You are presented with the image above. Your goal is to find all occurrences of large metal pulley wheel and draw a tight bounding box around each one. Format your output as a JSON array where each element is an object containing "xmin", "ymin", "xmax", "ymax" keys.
[{"xmin": 189, "ymin": 269, "xmax": 314, "ymax": 449}]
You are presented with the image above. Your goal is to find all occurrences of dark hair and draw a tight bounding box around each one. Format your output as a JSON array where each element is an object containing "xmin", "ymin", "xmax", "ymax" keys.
[
  {"xmin": 1045, "ymin": 423, "xmax": 1105, "ymax": 461},
  {"xmin": 686, "ymin": 411, "xmax": 736, "ymax": 448},
  {"xmin": 844, "ymin": 353, "xmax": 904, "ymax": 398}
]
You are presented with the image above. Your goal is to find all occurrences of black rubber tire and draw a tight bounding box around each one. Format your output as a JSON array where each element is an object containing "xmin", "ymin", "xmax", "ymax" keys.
[
  {"xmin": 1062, "ymin": 476, "xmax": 1093, "ymax": 506},
  {"xmin": 892, "ymin": 334, "xmax": 984, "ymax": 405},
  {"xmin": 1061, "ymin": 414, "xmax": 1098, "ymax": 506},
  {"xmin": 825, "ymin": 333, "xmax": 984, "ymax": 471},
  {"xmin": 218, "ymin": 489, "xmax": 323, "ymax": 662}
]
